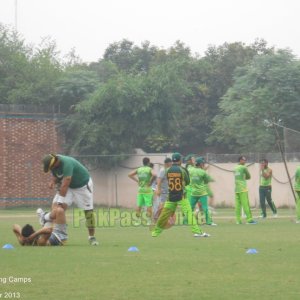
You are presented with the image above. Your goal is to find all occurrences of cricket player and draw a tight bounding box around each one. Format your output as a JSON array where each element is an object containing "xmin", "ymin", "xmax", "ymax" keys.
[
  {"xmin": 151, "ymin": 152, "xmax": 210, "ymax": 237},
  {"xmin": 189, "ymin": 157, "xmax": 216, "ymax": 226},
  {"xmin": 294, "ymin": 165, "xmax": 300, "ymax": 223},
  {"xmin": 42, "ymin": 154, "xmax": 98, "ymax": 245},
  {"xmin": 153, "ymin": 157, "xmax": 173, "ymax": 221},
  {"xmin": 128, "ymin": 157, "xmax": 156, "ymax": 225},
  {"xmin": 234, "ymin": 156, "xmax": 257, "ymax": 224},
  {"xmin": 13, "ymin": 206, "xmax": 68, "ymax": 246},
  {"xmin": 259, "ymin": 159, "xmax": 277, "ymax": 218}
]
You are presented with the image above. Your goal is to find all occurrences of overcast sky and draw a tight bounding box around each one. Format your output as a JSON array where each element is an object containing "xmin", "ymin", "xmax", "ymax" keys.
[{"xmin": 0, "ymin": 0, "xmax": 299, "ymax": 62}]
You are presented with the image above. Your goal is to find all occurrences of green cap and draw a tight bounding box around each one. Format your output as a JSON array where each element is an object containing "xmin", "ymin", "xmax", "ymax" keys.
[
  {"xmin": 42, "ymin": 154, "xmax": 56, "ymax": 173},
  {"xmin": 185, "ymin": 153, "xmax": 196, "ymax": 162},
  {"xmin": 172, "ymin": 152, "xmax": 182, "ymax": 162},
  {"xmin": 195, "ymin": 157, "xmax": 205, "ymax": 165}
]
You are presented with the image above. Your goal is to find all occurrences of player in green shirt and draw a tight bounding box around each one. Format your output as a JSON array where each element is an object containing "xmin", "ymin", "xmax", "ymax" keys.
[
  {"xmin": 189, "ymin": 157, "xmax": 216, "ymax": 225},
  {"xmin": 42, "ymin": 154, "xmax": 98, "ymax": 245},
  {"xmin": 184, "ymin": 154, "xmax": 196, "ymax": 201},
  {"xmin": 151, "ymin": 153, "xmax": 210, "ymax": 238},
  {"xmin": 128, "ymin": 157, "xmax": 156, "ymax": 226},
  {"xmin": 182, "ymin": 154, "xmax": 195, "ymax": 224},
  {"xmin": 259, "ymin": 159, "xmax": 277, "ymax": 218},
  {"xmin": 294, "ymin": 166, "xmax": 300, "ymax": 223},
  {"xmin": 234, "ymin": 156, "xmax": 257, "ymax": 224}
]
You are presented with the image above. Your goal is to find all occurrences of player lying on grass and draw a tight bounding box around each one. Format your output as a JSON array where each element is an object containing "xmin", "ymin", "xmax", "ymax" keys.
[{"xmin": 12, "ymin": 206, "xmax": 68, "ymax": 246}]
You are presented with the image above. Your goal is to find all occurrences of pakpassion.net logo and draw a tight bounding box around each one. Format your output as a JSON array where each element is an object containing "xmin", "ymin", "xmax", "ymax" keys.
[{"xmin": 72, "ymin": 208, "xmax": 202, "ymax": 228}]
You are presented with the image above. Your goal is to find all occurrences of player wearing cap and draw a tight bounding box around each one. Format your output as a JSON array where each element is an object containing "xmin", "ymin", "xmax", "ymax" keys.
[
  {"xmin": 234, "ymin": 156, "xmax": 257, "ymax": 224},
  {"xmin": 189, "ymin": 157, "xmax": 216, "ymax": 226},
  {"xmin": 294, "ymin": 165, "xmax": 300, "ymax": 223},
  {"xmin": 42, "ymin": 154, "xmax": 98, "ymax": 245},
  {"xmin": 128, "ymin": 157, "xmax": 156, "ymax": 226},
  {"xmin": 152, "ymin": 152, "xmax": 210, "ymax": 237}
]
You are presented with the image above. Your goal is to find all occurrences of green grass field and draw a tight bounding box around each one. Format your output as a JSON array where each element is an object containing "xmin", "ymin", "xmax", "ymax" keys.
[{"xmin": 1, "ymin": 208, "xmax": 300, "ymax": 300}]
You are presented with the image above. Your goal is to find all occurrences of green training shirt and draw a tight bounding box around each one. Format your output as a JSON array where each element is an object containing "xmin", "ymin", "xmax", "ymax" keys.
[
  {"xmin": 137, "ymin": 166, "xmax": 152, "ymax": 194},
  {"xmin": 51, "ymin": 155, "xmax": 90, "ymax": 188},
  {"xmin": 189, "ymin": 167, "xmax": 212, "ymax": 196},
  {"xmin": 294, "ymin": 167, "xmax": 300, "ymax": 191},
  {"xmin": 234, "ymin": 164, "xmax": 250, "ymax": 193},
  {"xmin": 260, "ymin": 167, "xmax": 272, "ymax": 186}
]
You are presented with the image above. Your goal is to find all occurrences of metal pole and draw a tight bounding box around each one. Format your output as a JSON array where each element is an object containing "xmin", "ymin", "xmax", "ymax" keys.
[
  {"xmin": 115, "ymin": 173, "xmax": 118, "ymax": 207},
  {"xmin": 15, "ymin": 0, "xmax": 18, "ymax": 30},
  {"xmin": 272, "ymin": 123, "xmax": 297, "ymax": 204}
]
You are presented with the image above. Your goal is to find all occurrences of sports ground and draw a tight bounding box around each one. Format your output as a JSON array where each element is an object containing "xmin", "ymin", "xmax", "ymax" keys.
[{"xmin": 1, "ymin": 208, "xmax": 299, "ymax": 300}]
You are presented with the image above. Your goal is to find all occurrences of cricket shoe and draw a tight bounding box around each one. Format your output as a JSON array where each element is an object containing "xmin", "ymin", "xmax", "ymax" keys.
[
  {"xmin": 36, "ymin": 208, "xmax": 48, "ymax": 226},
  {"xmin": 246, "ymin": 220, "xmax": 258, "ymax": 225},
  {"xmin": 207, "ymin": 222, "xmax": 218, "ymax": 226},
  {"xmin": 89, "ymin": 236, "xmax": 99, "ymax": 246},
  {"xmin": 194, "ymin": 232, "xmax": 210, "ymax": 238}
]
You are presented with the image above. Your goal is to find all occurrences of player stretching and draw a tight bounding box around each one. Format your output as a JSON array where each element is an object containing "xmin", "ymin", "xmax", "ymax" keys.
[
  {"xmin": 13, "ymin": 206, "xmax": 67, "ymax": 246},
  {"xmin": 42, "ymin": 154, "xmax": 98, "ymax": 245},
  {"xmin": 151, "ymin": 152, "xmax": 210, "ymax": 237},
  {"xmin": 234, "ymin": 156, "xmax": 257, "ymax": 225}
]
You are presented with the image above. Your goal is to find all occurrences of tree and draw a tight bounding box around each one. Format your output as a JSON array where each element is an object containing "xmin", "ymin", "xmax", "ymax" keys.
[
  {"xmin": 0, "ymin": 26, "xmax": 63, "ymax": 105},
  {"xmin": 209, "ymin": 50, "xmax": 300, "ymax": 152},
  {"xmin": 62, "ymin": 58, "xmax": 191, "ymax": 165}
]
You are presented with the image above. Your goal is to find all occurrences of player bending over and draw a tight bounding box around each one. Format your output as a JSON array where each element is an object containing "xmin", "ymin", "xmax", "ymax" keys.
[{"xmin": 12, "ymin": 206, "xmax": 68, "ymax": 246}]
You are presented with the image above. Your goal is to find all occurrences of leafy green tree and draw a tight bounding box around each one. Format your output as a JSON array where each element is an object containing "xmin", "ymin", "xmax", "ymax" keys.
[
  {"xmin": 0, "ymin": 26, "xmax": 62, "ymax": 105},
  {"xmin": 62, "ymin": 58, "xmax": 191, "ymax": 164},
  {"xmin": 209, "ymin": 50, "xmax": 300, "ymax": 152},
  {"xmin": 54, "ymin": 69, "xmax": 99, "ymax": 112}
]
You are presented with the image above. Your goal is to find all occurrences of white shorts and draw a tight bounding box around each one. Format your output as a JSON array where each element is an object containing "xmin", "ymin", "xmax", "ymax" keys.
[{"xmin": 53, "ymin": 178, "xmax": 94, "ymax": 210}]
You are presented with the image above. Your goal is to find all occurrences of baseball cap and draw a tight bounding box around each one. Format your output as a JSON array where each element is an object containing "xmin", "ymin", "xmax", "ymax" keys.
[
  {"xmin": 172, "ymin": 152, "xmax": 182, "ymax": 162},
  {"xmin": 164, "ymin": 158, "xmax": 172, "ymax": 163},
  {"xmin": 185, "ymin": 153, "xmax": 196, "ymax": 162},
  {"xmin": 195, "ymin": 157, "xmax": 205, "ymax": 165},
  {"xmin": 42, "ymin": 154, "xmax": 57, "ymax": 173}
]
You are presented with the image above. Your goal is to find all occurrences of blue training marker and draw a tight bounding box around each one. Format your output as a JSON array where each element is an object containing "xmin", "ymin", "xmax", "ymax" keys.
[
  {"xmin": 128, "ymin": 246, "xmax": 139, "ymax": 252},
  {"xmin": 246, "ymin": 248, "xmax": 258, "ymax": 254},
  {"xmin": 2, "ymin": 244, "xmax": 14, "ymax": 249}
]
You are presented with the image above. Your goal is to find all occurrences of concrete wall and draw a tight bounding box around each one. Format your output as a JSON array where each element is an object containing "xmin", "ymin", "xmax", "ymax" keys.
[{"xmin": 90, "ymin": 154, "xmax": 299, "ymax": 208}]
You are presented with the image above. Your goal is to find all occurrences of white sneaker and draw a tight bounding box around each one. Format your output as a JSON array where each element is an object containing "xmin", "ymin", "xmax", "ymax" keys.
[
  {"xmin": 89, "ymin": 237, "xmax": 99, "ymax": 246},
  {"xmin": 208, "ymin": 222, "xmax": 217, "ymax": 226},
  {"xmin": 36, "ymin": 208, "xmax": 46, "ymax": 225},
  {"xmin": 194, "ymin": 232, "xmax": 210, "ymax": 237},
  {"xmin": 295, "ymin": 220, "xmax": 300, "ymax": 224},
  {"xmin": 146, "ymin": 219, "xmax": 152, "ymax": 226},
  {"xmin": 272, "ymin": 214, "xmax": 278, "ymax": 218},
  {"xmin": 133, "ymin": 220, "xmax": 141, "ymax": 226}
]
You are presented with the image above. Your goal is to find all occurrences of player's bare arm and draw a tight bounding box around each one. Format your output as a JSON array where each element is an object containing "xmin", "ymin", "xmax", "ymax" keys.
[
  {"xmin": 12, "ymin": 224, "xmax": 26, "ymax": 245},
  {"xmin": 26, "ymin": 227, "xmax": 53, "ymax": 243},
  {"xmin": 262, "ymin": 168, "xmax": 272, "ymax": 178},
  {"xmin": 128, "ymin": 170, "xmax": 138, "ymax": 183},
  {"xmin": 59, "ymin": 176, "xmax": 72, "ymax": 196},
  {"xmin": 156, "ymin": 177, "xmax": 162, "ymax": 196}
]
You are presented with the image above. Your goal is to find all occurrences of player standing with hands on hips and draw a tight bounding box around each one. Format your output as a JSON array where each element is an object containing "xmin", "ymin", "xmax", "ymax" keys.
[{"xmin": 41, "ymin": 154, "xmax": 99, "ymax": 245}]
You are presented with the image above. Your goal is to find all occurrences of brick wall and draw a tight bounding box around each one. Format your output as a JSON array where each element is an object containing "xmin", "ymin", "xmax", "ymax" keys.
[{"xmin": 0, "ymin": 112, "xmax": 62, "ymax": 207}]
